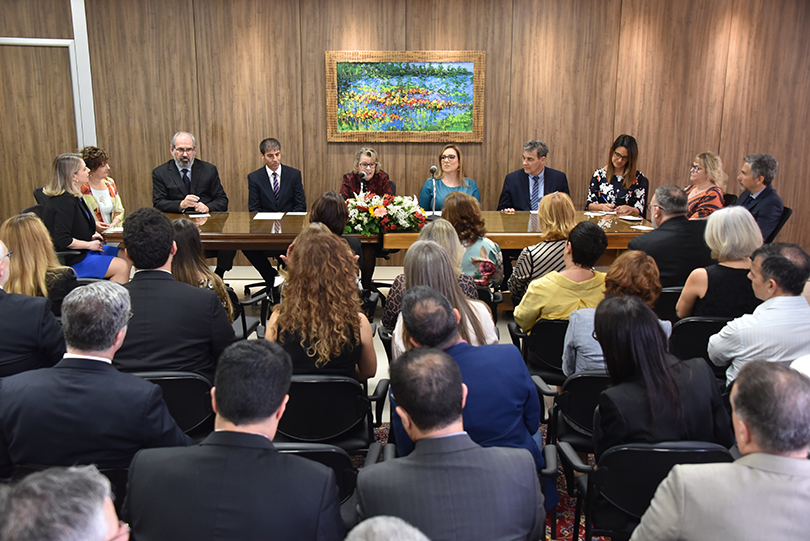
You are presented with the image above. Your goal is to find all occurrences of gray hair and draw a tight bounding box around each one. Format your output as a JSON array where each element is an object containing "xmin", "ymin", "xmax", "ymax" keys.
[
  {"xmin": 744, "ymin": 153, "xmax": 778, "ymax": 186},
  {"xmin": 523, "ymin": 139, "xmax": 549, "ymax": 158},
  {"xmin": 417, "ymin": 218, "xmax": 464, "ymax": 275},
  {"xmin": 732, "ymin": 361, "xmax": 810, "ymax": 454},
  {"xmin": 259, "ymin": 138, "xmax": 281, "ymax": 154},
  {"xmin": 704, "ymin": 206, "xmax": 762, "ymax": 261},
  {"xmin": 654, "ymin": 185, "xmax": 688, "ymax": 215},
  {"xmin": 347, "ymin": 516, "xmax": 431, "ymax": 541},
  {"xmin": 62, "ymin": 281, "xmax": 131, "ymax": 351},
  {"xmin": 171, "ymin": 131, "xmax": 197, "ymax": 149},
  {"xmin": 0, "ymin": 466, "xmax": 111, "ymax": 541}
]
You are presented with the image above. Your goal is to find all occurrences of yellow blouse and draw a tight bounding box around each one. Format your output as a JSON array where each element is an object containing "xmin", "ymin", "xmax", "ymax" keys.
[{"xmin": 513, "ymin": 271, "xmax": 606, "ymax": 331}]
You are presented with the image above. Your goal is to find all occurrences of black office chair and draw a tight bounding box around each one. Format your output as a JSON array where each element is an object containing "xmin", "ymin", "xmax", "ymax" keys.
[
  {"xmin": 377, "ymin": 325, "xmax": 393, "ymax": 364},
  {"xmin": 722, "ymin": 193, "xmax": 738, "ymax": 207},
  {"xmin": 131, "ymin": 371, "xmax": 214, "ymax": 442},
  {"xmin": 33, "ymin": 187, "xmax": 48, "ymax": 205},
  {"xmin": 653, "ymin": 286, "xmax": 683, "ymax": 324},
  {"xmin": 559, "ymin": 440, "xmax": 734, "ymax": 541},
  {"xmin": 476, "ymin": 285, "xmax": 503, "ymax": 324},
  {"xmin": 20, "ymin": 204, "xmax": 44, "ymax": 218},
  {"xmin": 11, "ymin": 465, "xmax": 130, "ymax": 514},
  {"xmin": 765, "ymin": 206, "xmax": 792, "ymax": 243},
  {"xmin": 669, "ymin": 316, "xmax": 733, "ymax": 383},
  {"xmin": 508, "ymin": 320, "xmax": 569, "ymax": 386},
  {"xmin": 226, "ymin": 286, "xmax": 267, "ymax": 340},
  {"xmin": 274, "ymin": 375, "xmax": 389, "ymax": 453}
]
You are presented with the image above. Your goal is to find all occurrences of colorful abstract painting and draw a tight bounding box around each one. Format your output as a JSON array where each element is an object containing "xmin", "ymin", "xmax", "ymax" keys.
[{"xmin": 326, "ymin": 51, "xmax": 484, "ymax": 143}]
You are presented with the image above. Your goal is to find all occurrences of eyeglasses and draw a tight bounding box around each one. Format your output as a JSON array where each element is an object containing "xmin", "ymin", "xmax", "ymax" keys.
[
  {"xmin": 440, "ymin": 154, "xmax": 457, "ymax": 161},
  {"xmin": 691, "ymin": 164, "xmax": 703, "ymax": 172},
  {"xmin": 0, "ymin": 251, "xmax": 11, "ymax": 261},
  {"xmin": 173, "ymin": 147, "xmax": 195, "ymax": 155},
  {"xmin": 107, "ymin": 521, "xmax": 130, "ymax": 541},
  {"xmin": 358, "ymin": 163, "xmax": 377, "ymax": 169},
  {"xmin": 613, "ymin": 151, "xmax": 629, "ymax": 161}
]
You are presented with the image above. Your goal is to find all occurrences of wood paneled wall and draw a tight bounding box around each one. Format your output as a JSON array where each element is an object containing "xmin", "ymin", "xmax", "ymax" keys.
[{"xmin": 2, "ymin": 0, "xmax": 808, "ymax": 250}]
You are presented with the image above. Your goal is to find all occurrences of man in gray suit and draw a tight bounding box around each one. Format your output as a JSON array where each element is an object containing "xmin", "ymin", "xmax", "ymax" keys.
[
  {"xmin": 357, "ymin": 347, "xmax": 544, "ymax": 541},
  {"xmin": 630, "ymin": 360, "xmax": 810, "ymax": 540}
]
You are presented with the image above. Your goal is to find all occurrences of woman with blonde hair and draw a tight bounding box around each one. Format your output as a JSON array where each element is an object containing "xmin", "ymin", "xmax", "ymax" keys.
[
  {"xmin": 508, "ymin": 192, "xmax": 577, "ymax": 305},
  {"xmin": 418, "ymin": 144, "xmax": 480, "ymax": 212},
  {"xmin": 42, "ymin": 153, "xmax": 131, "ymax": 283},
  {"xmin": 0, "ymin": 213, "xmax": 78, "ymax": 316},
  {"xmin": 685, "ymin": 151, "xmax": 727, "ymax": 219},
  {"xmin": 391, "ymin": 240, "xmax": 497, "ymax": 361},
  {"xmin": 381, "ymin": 218, "xmax": 477, "ymax": 329},
  {"xmin": 562, "ymin": 250, "xmax": 668, "ymax": 376},
  {"xmin": 442, "ymin": 191, "xmax": 504, "ymax": 291},
  {"xmin": 171, "ymin": 219, "xmax": 235, "ymax": 322},
  {"xmin": 267, "ymin": 223, "xmax": 376, "ymax": 380},
  {"xmin": 677, "ymin": 206, "xmax": 762, "ymax": 318}
]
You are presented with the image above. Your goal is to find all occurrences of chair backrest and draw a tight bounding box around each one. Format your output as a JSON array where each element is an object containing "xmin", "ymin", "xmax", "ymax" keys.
[
  {"xmin": 765, "ymin": 206, "xmax": 792, "ymax": 243},
  {"xmin": 653, "ymin": 287, "xmax": 683, "ymax": 323},
  {"xmin": 131, "ymin": 371, "xmax": 213, "ymax": 433},
  {"xmin": 277, "ymin": 375, "xmax": 373, "ymax": 445},
  {"xmin": 33, "ymin": 187, "xmax": 47, "ymax": 205},
  {"xmin": 389, "ymin": 180, "xmax": 397, "ymax": 195},
  {"xmin": 670, "ymin": 316, "xmax": 732, "ymax": 380},
  {"xmin": 595, "ymin": 441, "xmax": 734, "ymax": 518},
  {"xmin": 274, "ymin": 442, "xmax": 357, "ymax": 502},
  {"xmin": 524, "ymin": 319, "xmax": 570, "ymax": 373},
  {"xmin": 378, "ymin": 326, "xmax": 393, "ymax": 363},
  {"xmin": 20, "ymin": 204, "xmax": 44, "ymax": 218},
  {"xmin": 722, "ymin": 193, "xmax": 738, "ymax": 207},
  {"xmin": 556, "ymin": 370, "xmax": 611, "ymax": 435}
]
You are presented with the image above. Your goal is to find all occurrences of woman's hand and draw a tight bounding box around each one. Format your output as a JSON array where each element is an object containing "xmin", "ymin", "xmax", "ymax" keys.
[
  {"xmin": 589, "ymin": 203, "xmax": 616, "ymax": 212},
  {"xmin": 95, "ymin": 220, "xmax": 111, "ymax": 232},
  {"xmin": 615, "ymin": 205, "xmax": 638, "ymax": 216},
  {"xmin": 279, "ymin": 240, "xmax": 296, "ymax": 266},
  {"xmin": 87, "ymin": 239, "xmax": 105, "ymax": 252}
]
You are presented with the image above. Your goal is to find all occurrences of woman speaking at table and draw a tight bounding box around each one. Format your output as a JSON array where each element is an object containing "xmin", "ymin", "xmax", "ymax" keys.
[
  {"xmin": 42, "ymin": 153, "xmax": 131, "ymax": 283},
  {"xmin": 418, "ymin": 144, "xmax": 480, "ymax": 212},
  {"xmin": 585, "ymin": 134, "xmax": 649, "ymax": 217}
]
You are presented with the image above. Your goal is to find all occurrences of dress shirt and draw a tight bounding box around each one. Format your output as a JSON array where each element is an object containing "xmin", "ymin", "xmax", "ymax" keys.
[
  {"xmin": 63, "ymin": 353, "xmax": 112, "ymax": 364},
  {"xmin": 708, "ymin": 295, "xmax": 810, "ymax": 385},
  {"xmin": 266, "ymin": 164, "xmax": 283, "ymax": 190},
  {"xmin": 528, "ymin": 168, "xmax": 546, "ymax": 202}
]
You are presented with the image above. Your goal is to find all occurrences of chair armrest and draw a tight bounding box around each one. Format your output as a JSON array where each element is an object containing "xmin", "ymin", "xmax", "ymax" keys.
[
  {"xmin": 532, "ymin": 375, "xmax": 558, "ymax": 397},
  {"xmin": 492, "ymin": 291, "xmax": 503, "ymax": 304},
  {"xmin": 382, "ymin": 443, "xmax": 398, "ymax": 461},
  {"xmin": 364, "ymin": 442, "xmax": 382, "ymax": 466},
  {"xmin": 508, "ymin": 322, "xmax": 527, "ymax": 349},
  {"xmin": 239, "ymin": 292, "xmax": 268, "ymax": 306},
  {"xmin": 557, "ymin": 441, "xmax": 594, "ymax": 474},
  {"xmin": 540, "ymin": 444, "xmax": 558, "ymax": 478},
  {"xmin": 370, "ymin": 322, "xmax": 377, "ymax": 337},
  {"xmin": 369, "ymin": 379, "xmax": 390, "ymax": 427}
]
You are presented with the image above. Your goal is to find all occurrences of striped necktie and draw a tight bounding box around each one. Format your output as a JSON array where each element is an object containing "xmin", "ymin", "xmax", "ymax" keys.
[
  {"xmin": 272, "ymin": 172, "xmax": 280, "ymax": 201},
  {"xmin": 531, "ymin": 175, "xmax": 540, "ymax": 211}
]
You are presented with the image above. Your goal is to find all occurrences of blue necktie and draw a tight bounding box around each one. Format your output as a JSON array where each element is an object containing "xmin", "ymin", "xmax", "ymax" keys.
[
  {"xmin": 181, "ymin": 169, "xmax": 191, "ymax": 193},
  {"xmin": 530, "ymin": 175, "xmax": 540, "ymax": 211}
]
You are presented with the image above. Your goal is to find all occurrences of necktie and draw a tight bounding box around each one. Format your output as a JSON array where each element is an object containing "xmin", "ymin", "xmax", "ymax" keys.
[
  {"xmin": 181, "ymin": 169, "xmax": 191, "ymax": 193},
  {"xmin": 272, "ymin": 172, "xmax": 280, "ymax": 201},
  {"xmin": 531, "ymin": 175, "xmax": 540, "ymax": 211}
]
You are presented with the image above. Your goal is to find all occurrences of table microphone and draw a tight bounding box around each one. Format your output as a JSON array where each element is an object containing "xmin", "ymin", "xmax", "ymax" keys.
[
  {"xmin": 428, "ymin": 165, "xmax": 438, "ymax": 220},
  {"xmin": 359, "ymin": 171, "xmax": 366, "ymax": 194}
]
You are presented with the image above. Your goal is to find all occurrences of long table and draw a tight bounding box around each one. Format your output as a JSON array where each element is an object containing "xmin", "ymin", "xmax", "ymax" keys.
[{"xmin": 105, "ymin": 211, "xmax": 651, "ymax": 255}]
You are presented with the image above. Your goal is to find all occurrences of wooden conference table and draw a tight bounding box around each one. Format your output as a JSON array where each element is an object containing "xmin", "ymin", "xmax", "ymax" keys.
[{"xmin": 106, "ymin": 211, "xmax": 652, "ymax": 260}]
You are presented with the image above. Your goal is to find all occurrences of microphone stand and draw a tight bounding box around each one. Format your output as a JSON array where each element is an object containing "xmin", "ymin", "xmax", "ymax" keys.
[{"xmin": 428, "ymin": 168, "xmax": 438, "ymax": 221}]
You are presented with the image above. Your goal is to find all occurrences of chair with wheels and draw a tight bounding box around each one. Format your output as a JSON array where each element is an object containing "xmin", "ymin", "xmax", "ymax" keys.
[
  {"xmin": 508, "ymin": 320, "xmax": 570, "ymax": 386},
  {"xmin": 653, "ymin": 286, "xmax": 683, "ymax": 324},
  {"xmin": 559, "ymin": 440, "xmax": 734, "ymax": 541},
  {"xmin": 722, "ymin": 193, "xmax": 737, "ymax": 207},
  {"xmin": 226, "ymin": 286, "xmax": 268, "ymax": 340},
  {"xmin": 669, "ymin": 316, "xmax": 733, "ymax": 383},
  {"xmin": 131, "ymin": 371, "xmax": 214, "ymax": 442},
  {"xmin": 764, "ymin": 206, "xmax": 792, "ymax": 243}
]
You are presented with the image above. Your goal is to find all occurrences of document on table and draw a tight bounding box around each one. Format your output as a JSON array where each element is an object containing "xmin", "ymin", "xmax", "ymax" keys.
[
  {"xmin": 188, "ymin": 213, "xmax": 211, "ymax": 218},
  {"xmin": 286, "ymin": 212, "xmax": 307, "ymax": 216},
  {"xmin": 254, "ymin": 212, "xmax": 285, "ymax": 220},
  {"xmin": 632, "ymin": 225, "xmax": 654, "ymax": 231}
]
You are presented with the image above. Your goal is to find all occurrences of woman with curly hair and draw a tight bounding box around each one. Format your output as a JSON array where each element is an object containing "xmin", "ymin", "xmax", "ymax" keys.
[
  {"xmin": 684, "ymin": 151, "xmax": 727, "ymax": 220},
  {"xmin": 171, "ymin": 219, "xmax": 235, "ymax": 322},
  {"xmin": 79, "ymin": 146, "xmax": 125, "ymax": 230},
  {"xmin": 0, "ymin": 213, "xmax": 78, "ymax": 316},
  {"xmin": 266, "ymin": 223, "xmax": 376, "ymax": 380},
  {"xmin": 442, "ymin": 191, "xmax": 503, "ymax": 291}
]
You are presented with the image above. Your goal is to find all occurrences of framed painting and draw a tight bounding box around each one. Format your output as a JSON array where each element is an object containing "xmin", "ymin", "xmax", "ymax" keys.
[{"xmin": 326, "ymin": 51, "xmax": 485, "ymax": 143}]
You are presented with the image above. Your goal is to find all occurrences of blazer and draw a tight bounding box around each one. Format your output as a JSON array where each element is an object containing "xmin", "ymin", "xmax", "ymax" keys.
[
  {"xmin": 630, "ymin": 453, "xmax": 810, "ymax": 540},
  {"xmin": 42, "ymin": 192, "xmax": 96, "ymax": 265},
  {"xmin": 248, "ymin": 165, "xmax": 306, "ymax": 212},
  {"xmin": 626, "ymin": 215, "xmax": 714, "ymax": 288},
  {"xmin": 735, "ymin": 184, "xmax": 784, "ymax": 240},
  {"xmin": 357, "ymin": 433, "xmax": 544, "ymax": 541},
  {"xmin": 595, "ymin": 357, "xmax": 734, "ymax": 460},
  {"xmin": 152, "ymin": 159, "xmax": 229, "ymax": 213},
  {"xmin": 0, "ymin": 290, "xmax": 65, "ymax": 378},
  {"xmin": 0, "ymin": 357, "xmax": 192, "ymax": 478},
  {"xmin": 497, "ymin": 167, "xmax": 570, "ymax": 211},
  {"xmin": 124, "ymin": 431, "xmax": 344, "ymax": 541},
  {"xmin": 115, "ymin": 270, "xmax": 235, "ymax": 382}
]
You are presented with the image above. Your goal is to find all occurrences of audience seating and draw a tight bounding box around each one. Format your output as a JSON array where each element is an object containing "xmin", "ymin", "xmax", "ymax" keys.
[
  {"xmin": 722, "ymin": 193, "xmax": 738, "ymax": 207},
  {"xmin": 377, "ymin": 326, "xmax": 393, "ymax": 363},
  {"xmin": 508, "ymin": 320, "xmax": 569, "ymax": 386},
  {"xmin": 653, "ymin": 287, "xmax": 683, "ymax": 324},
  {"xmin": 132, "ymin": 371, "xmax": 214, "ymax": 442},
  {"xmin": 226, "ymin": 286, "xmax": 267, "ymax": 340},
  {"xmin": 476, "ymin": 285, "xmax": 503, "ymax": 324},
  {"xmin": 12, "ymin": 464, "xmax": 129, "ymax": 514},
  {"xmin": 765, "ymin": 206, "xmax": 792, "ymax": 243},
  {"xmin": 274, "ymin": 375, "xmax": 389, "ymax": 453},
  {"xmin": 33, "ymin": 187, "xmax": 47, "ymax": 206},
  {"xmin": 559, "ymin": 440, "xmax": 734, "ymax": 541},
  {"xmin": 669, "ymin": 316, "xmax": 733, "ymax": 383}
]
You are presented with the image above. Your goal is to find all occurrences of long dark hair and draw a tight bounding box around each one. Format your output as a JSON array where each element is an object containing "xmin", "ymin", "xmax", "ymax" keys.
[
  {"xmin": 606, "ymin": 134, "xmax": 639, "ymax": 190},
  {"xmin": 594, "ymin": 295, "xmax": 682, "ymax": 424}
]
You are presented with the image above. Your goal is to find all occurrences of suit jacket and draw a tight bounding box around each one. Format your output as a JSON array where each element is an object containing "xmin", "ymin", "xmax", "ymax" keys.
[
  {"xmin": 357, "ymin": 433, "xmax": 544, "ymax": 541},
  {"xmin": 497, "ymin": 167, "xmax": 570, "ymax": 211},
  {"xmin": 735, "ymin": 184, "xmax": 784, "ymax": 240},
  {"xmin": 630, "ymin": 453, "xmax": 810, "ymax": 540},
  {"xmin": 42, "ymin": 192, "xmax": 97, "ymax": 265},
  {"xmin": 248, "ymin": 165, "xmax": 306, "ymax": 212},
  {"xmin": 0, "ymin": 357, "xmax": 192, "ymax": 478},
  {"xmin": 0, "ymin": 290, "xmax": 65, "ymax": 378},
  {"xmin": 115, "ymin": 271, "xmax": 235, "ymax": 382},
  {"xmin": 124, "ymin": 431, "xmax": 344, "ymax": 541},
  {"xmin": 626, "ymin": 216, "xmax": 714, "ymax": 288},
  {"xmin": 152, "ymin": 159, "xmax": 229, "ymax": 213},
  {"xmin": 595, "ymin": 358, "xmax": 734, "ymax": 460}
]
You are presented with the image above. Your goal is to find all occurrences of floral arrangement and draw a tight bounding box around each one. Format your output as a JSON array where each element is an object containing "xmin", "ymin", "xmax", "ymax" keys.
[{"xmin": 344, "ymin": 192, "xmax": 426, "ymax": 236}]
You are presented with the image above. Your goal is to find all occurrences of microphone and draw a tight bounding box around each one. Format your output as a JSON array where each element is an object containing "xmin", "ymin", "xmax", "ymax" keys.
[
  {"xmin": 428, "ymin": 165, "xmax": 438, "ymax": 220},
  {"xmin": 429, "ymin": 165, "xmax": 438, "ymax": 175},
  {"xmin": 358, "ymin": 171, "xmax": 366, "ymax": 194}
]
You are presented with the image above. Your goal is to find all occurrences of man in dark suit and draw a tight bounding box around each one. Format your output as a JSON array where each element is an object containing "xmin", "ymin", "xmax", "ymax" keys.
[
  {"xmin": 734, "ymin": 153, "xmax": 784, "ymax": 240},
  {"xmin": 497, "ymin": 139, "xmax": 570, "ymax": 212},
  {"xmin": 0, "ymin": 281, "xmax": 192, "ymax": 478},
  {"xmin": 627, "ymin": 185, "xmax": 714, "ymax": 288},
  {"xmin": 124, "ymin": 340, "xmax": 345, "ymax": 541},
  {"xmin": 243, "ymin": 138, "xmax": 307, "ymax": 287},
  {"xmin": 0, "ymin": 241, "xmax": 65, "ymax": 377},
  {"xmin": 357, "ymin": 346, "xmax": 544, "ymax": 540},
  {"xmin": 114, "ymin": 207, "xmax": 235, "ymax": 382},
  {"xmin": 152, "ymin": 131, "xmax": 234, "ymax": 277}
]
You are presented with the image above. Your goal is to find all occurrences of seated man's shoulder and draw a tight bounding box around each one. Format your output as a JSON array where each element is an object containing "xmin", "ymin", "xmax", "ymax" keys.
[{"xmin": 0, "ymin": 291, "xmax": 50, "ymax": 312}]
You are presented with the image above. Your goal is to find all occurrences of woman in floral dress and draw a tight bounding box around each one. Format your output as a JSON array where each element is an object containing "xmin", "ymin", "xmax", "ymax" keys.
[{"xmin": 586, "ymin": 134, "xmax": 649, "ymax": 217}]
